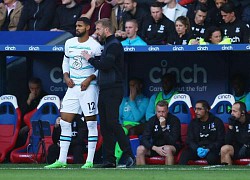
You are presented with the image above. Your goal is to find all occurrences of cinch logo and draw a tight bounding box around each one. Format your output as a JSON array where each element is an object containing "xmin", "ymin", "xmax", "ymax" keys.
[
  {"xmin": 217, "ymin": 94, "xmax": 233, "ymax": 99},
  {"xmin": 246, "ymin": 45, "xmax": 250, "ymax": 50},
  {"xmin": 44, "ymin": 96, "xmax": 56, "ymax": 100},
  {"xmin": 149, "ymin": 60, "xmax": 207, "ymax": 83},
  {"xmin": 5, "ymin": 45, "xmax": 16, "ymax": 51},
  {"xmin": 29, "ymin": 46, "xmax": 40, "ymax": 51},
  {"xmin": 173, "ymin": 94, "xmax": 187, "ymax": 99},
  {"xmin": 172, "ymin": 46, "xmax": 184, "ymax": 51},
  {"xmin": 50, "ymin": 67, "xmax": 63, "ymax": 83},
  {"xmin": 221, "ymin": 45, "xmax": 233, "ymax": 50},
  {"xmin": 197, "ymin": 46, "xmax": 208, "ymax": 51},
  {"xmin": 148, "ymin": 46, "xmax": 159, "ymax": 51},
  {"xmin": 0, "ymin": 95, "xmax": 13, "ymax": 100},
  {"xmin": 53, "ymin": 46, "xmax": 64, "ymax": 51},
  {"xmin": 230, "ymin": 36, "xmax": 240, "ymax": 43},
  {"xmin": 124, "ymin": 46, "xmax": 136, "ymax": 52}
]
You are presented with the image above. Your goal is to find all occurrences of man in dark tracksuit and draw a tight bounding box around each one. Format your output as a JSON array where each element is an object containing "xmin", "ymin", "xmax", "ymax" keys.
[
  {"xmin": 221, "ymin": 102, "xmax": 250, "ymax": 165},
  {"xmin": 179, "ymin": 100, "xmax": 225, "ymax": 165},
  {"xmin": 136, "ymin": 100, "xmax": 182, "ymax": 165},
  {"xmin": 83, "ymin": 18, "xmax": 134, "ymax": 168}
]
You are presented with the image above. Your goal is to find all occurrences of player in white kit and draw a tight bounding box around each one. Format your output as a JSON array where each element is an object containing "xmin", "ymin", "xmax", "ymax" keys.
[{"xmin": 45, "ymin": 17, "xmax": 102, "ymax": 169}]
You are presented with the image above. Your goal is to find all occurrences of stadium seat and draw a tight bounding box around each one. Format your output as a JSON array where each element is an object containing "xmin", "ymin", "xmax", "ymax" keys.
[
  {"xmin": 168, "ymin": 93, "xmax": 195, "ymax": 124},
  {"xmin": 0, "ymin": 95, "xmax": 22, "ymax": 163},
  {"xmin": 145, "ymin": 94, "xmax": 195, "ymax": 165},
  {"xmin": 10, "ymin": 95, "xmax": 60, "ymax": 163},
  {"xmin": 210, "ymin": 93, "xmax": 235, "ymax": 124}
]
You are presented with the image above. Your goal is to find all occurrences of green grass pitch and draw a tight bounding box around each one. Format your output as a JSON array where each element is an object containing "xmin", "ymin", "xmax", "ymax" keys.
[{"xmin": 0, "ymin": 164, "xmax": 250, "ymax": 180}]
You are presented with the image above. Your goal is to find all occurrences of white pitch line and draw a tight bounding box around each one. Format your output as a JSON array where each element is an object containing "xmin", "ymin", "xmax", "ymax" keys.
[{"xmin": 0, "ymin": 167, "xmax": 249, "ymax": 171}]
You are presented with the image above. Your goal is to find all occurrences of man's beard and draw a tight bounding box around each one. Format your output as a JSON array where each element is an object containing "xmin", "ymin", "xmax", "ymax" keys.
[{"xmin": 76, "ymin": 29, "xmax": 86, "ymax": 37}]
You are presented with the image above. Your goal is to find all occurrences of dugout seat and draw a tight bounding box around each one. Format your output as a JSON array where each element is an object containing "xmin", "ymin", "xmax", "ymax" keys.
[
  {"xmin": 10, "ymin": 95, "xmax": 60, "ymax": 163},
  {"xmin": 145, "ymin": 94, "xmax": 195, "ymax": 165},
  {"xmin": 0, "ymin": 95, "xmax": 22, "ymax": 163},
  {"xmin": 210, "ymin": 93, "xmax": 235, "ymax": 124}
]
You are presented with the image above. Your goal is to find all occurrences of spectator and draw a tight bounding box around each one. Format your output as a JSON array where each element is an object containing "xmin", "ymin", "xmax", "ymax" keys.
[
  {"xmin": 230, "ymin": 74, "xmax": 250, "ymax": 112},
  {"xmin": 146, "ymin": 73, "xmax": 178, "ymax": 120},
  {"xmin": 141, "ymin": 1, "xmax": 175, "ymax": 45},
  {"xmin": 81, "ymin": 0, "xmax": 112, "ymax": 35},
  {"xmin": 136, "ymin": 100, "xmax": 182, "ymax": 165},
  {"xmin": 0, "ymin": 0, "xmax": 23, "ymax": 31},
  {"xmin": 199, "ymin": 26, "xmax": 231, "ymax": 44},
  {"xmin": 220, "ymin": 1, "xmax": 250, "ymax": 43},
  {"xmin": 168, "ymin": 15, "xmax": 192, "ymax": 45},
  {"xmin": 121, "ymin": 19, "xmax": 147, "ymax": 45},
  {"xmin": 179, "ymin": 100, "xmax": 225, "ymax": 165},
  {"xmin": 110, "ymin": 0, "xmax": 125, "ymax": 39},
  {"xmin": 207, "ymin": 0, "xmax": 228, "ymax": 27},
  {"xmin": 186, "ymin": 0, "xmax": 209, "ymax": 20},
  {"xmin": 50, "ymin": 0, "xmax": 83, "ymax": 36},
  {"xmin": 160, "ymin": 0, "xmax": 188, "ymax": 22},
  {"xmin": 122, "ymin": 0, "xmax": 149, "ymax": 36},
  {"xmin": 220, "ymin": 102, "xmax": 250, "ymax": 165},
  {"xmin": 47, "ymin": 115, "xmax": 87, "ymax": 164},
  {"xmin": 188, "ymin": 3, "xmax": 210, "ymax": 44},
  {"xmin": 115, "ymin": 77, "xmax": 149, "ymax": 163},
  {"xmin": 82, "ymin": 18, "xmax": 135, "ymax": 168},
  {"xmin": 15, "ymin": 77, "xmax": 47, "ymax": 148},
  {"xmin": 16, "ymin": 0, "xmax": 56, "ymax": 31}
]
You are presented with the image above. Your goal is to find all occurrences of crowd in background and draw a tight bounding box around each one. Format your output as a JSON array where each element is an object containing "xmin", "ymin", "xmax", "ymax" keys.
[{"xmin": 0, "ymin": 0, "xmax": 249, "ymax": 44}]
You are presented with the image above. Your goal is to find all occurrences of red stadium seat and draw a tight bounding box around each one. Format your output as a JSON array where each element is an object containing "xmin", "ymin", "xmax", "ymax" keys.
[
  {"xmin": 10, "ymin": 95, "xmax": 60, "ymax": 163},
  {"xmin": 0, "ymin": 95, "xmax": 21, "ymax": 163}
]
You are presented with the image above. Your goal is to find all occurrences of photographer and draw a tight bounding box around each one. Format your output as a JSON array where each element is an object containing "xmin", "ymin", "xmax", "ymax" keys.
[{"xmin": 220, "ymin": 102, "xmax": 250, "ymax": 165}]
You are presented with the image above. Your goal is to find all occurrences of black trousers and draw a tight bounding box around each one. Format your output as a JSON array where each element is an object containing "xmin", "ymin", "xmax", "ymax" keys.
[
  {"xmin": 179, "ymin": 147, "xmax": 220, "ymax": 165},
  {"xmin": 98, "ymin": 87, "xmax": 133, "ymax": 164}
]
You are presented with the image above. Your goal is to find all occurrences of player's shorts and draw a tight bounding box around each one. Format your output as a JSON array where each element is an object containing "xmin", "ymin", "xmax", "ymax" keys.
[{"xmin": 60, "ymin": 84, "xmax": 99, "ymax": 116}]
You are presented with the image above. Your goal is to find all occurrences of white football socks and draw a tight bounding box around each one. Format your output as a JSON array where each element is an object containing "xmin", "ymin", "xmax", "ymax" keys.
[{"xmin": 58, "ymin": 120, "xmax": 72, "ymax": 163}]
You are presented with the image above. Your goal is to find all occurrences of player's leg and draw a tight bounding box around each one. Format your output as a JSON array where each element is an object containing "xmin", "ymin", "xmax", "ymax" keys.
[
  {"xmin": 45, "ymin": 88, "xmax": 79, "ymax": 168},
  {"xmin": 80, "ymin": 86, "xmax": 99, "ymax": 168}
]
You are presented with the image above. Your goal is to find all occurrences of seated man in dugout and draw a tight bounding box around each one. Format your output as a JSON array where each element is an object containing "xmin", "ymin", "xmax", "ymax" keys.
[
  {"xmin": 136, "ymin": 100, "xmax": 182, "ymax": 165},
  {"xmin": 179, "ymin": 100, "xmax": 225, "ymax": 165},
  {"xmin": 220, "ymin": 102, "xmax": 250, "ymax": 165}
]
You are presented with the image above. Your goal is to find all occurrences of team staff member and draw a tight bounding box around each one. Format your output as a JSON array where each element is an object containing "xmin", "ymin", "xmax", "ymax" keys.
[
  {"xmin": 220, "ymin": 2, "xmax": 249, "ymax": 44},
  {"xmin": 221, "ymin": 102, "xmax": 250, "ymax": 165},
  {"xmin": 82, "ymin": 18, "xmax": 135, "ymax": 168},
  {"xmin": 136, "ymin": 100, "xmax": 182, "ymax": 165},
  {"xmin": 45, "ymin": 17, "xmax": 102, "ymax": 169},
  {"xmin": 179, "ymin": 100, "xmax": 225, "ymax": 165}
]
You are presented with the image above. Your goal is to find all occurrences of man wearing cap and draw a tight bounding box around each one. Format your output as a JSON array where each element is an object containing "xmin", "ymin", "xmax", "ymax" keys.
[{"xmin": 45, "ymin": 17, "xmax": 103, "ymax": 169}]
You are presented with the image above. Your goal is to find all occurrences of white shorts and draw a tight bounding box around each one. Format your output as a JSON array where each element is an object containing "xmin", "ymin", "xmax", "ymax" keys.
[{"xmin": 60, "ymin": 85, "xmax": 99, "ymax": 116}]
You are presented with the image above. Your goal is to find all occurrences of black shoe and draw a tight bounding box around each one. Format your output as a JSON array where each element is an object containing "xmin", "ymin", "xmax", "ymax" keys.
[
  {"xmin": 124, "ymin": 156, "xmax": 135, "ymax": 168},
  {"xmin": 100, "ymin": 162, "xmax": 116, "ymax": 168}
]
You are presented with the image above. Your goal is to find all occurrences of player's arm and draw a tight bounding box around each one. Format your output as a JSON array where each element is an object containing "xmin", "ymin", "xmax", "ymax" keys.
[
  {"xmin": 80, "ymin": 73, "xmax": 97, "ymax": 91},
  {"xmin": 62, "ymin": 54, "xmax": 75, "ymax": 88}
]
